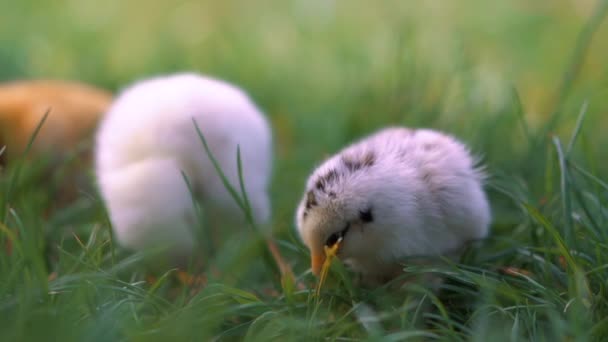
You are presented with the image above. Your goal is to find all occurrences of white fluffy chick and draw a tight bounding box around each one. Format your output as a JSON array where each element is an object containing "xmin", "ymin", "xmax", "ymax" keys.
[
  {"xmin": 95, "ymin": 73, "xmax": 272, "ymax": 259},
  {"xmin": 295, "ymin": 127, "xmax": 490, "ymax": 284}
]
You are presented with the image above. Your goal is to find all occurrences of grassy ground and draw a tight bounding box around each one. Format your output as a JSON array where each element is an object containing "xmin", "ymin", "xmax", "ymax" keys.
[{"xmin": 2, "ymin": 0, "xmax": 608, "ymax": 340}]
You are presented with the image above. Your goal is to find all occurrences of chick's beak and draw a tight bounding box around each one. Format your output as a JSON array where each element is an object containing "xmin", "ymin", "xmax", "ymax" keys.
[{"xmin": 311, "ymin": 252, "xmax": 325, "ymax": 276}]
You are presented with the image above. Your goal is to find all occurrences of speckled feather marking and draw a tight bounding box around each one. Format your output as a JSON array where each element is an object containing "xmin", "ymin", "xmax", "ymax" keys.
[
  {"xmin": 342, "ymin": 150, "xmax": 376, "ymax": 172},
  {"xmin": 315, "ymin": 168, "xmax": 339, "ymax": 192},
  {"xmin": 303, "ymin": 149, "xmax": 377, "ymax": 219},
  {"xmin": 305, "ymin": 191, "xmax": 317, "ymax": 209}
]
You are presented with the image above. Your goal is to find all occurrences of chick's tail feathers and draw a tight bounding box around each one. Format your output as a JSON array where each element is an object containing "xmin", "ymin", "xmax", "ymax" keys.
[{"xmin": 98, "ymin": 157, "xmax": 197, "ymax": 257}]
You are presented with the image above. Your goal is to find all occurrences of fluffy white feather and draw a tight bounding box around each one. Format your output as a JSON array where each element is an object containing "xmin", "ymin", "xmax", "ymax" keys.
[
  {"xmin": 95, "ymin": 73, "xmax": 272, "ymax": 258},
  {"xmin": 295, "ymin": 127, "xmax": 490, "ymax": 284}
]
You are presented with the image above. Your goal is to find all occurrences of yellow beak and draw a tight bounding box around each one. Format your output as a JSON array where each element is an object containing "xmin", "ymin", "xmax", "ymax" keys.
[{"xmin": 311, "ymin": 252, "xmax": 325, "ymax": 276}]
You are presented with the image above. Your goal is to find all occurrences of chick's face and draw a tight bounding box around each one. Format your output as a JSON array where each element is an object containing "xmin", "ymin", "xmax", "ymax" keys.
[{"xmin": 296, "ymin": 188, "xmax": 378, "ymax": 276}]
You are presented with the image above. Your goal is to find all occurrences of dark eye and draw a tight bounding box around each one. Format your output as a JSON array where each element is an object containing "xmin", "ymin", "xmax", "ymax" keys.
[
  {"xmin": 325, "ymin": 223, "xmax": 351, "ymax": 247},
  {"xmin": 325, "ymin": 232, "xmax": 340, "ymax": 247},
  {"xmin": 359, "ymin": 208, "xmax": 373, "ymax": 223}
]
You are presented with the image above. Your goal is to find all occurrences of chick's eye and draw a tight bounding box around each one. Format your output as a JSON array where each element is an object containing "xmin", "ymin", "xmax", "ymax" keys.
[
  {"xmin": 325, "ymin": 232, "xmax": 340, "ymax": 247},
  {"xmin": 325, "ymin": 223, "xmax": 350, "ymax": 247},
  {"xmin": 359, "ymin": 208, "xmax": 373, "ymax": 223}
]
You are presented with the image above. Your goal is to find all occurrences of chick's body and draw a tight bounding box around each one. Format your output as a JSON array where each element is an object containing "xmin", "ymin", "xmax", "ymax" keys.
[
  {"xmin": 0, "ymin": 80, "xmax": 113, "ymax": 206},
  {"xmin": 95, "ymin": 73, "xmax": 272, "ymax": 257},
  {"xmin": 0, "ymin": 80, "xmax": 112, "ymax": 161},
  {"xmin": 296, "ymin": 127, "xmax": 490, "ymax": 284}
]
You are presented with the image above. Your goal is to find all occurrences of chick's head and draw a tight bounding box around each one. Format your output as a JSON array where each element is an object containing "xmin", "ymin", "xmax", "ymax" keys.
[{"xmin": 296, "ymin": 152, "xmax": 404, "ymax": 277}]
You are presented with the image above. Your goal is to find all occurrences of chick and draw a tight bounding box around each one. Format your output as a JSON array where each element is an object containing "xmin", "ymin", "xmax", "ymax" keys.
[
  {"xmin": 0, "ymin": 80, "xmax": 113, "ymax": 206},
  {"xmin": 0, "ymin": 79, "xmax": 112, "ymax": 163},
  {"xmin": 295, "ymin": 127, "xmax": 491, "ymax": 285},
  {"xmin": 95, "ymin": 73, "xmax": 272, "ymax": 259}
]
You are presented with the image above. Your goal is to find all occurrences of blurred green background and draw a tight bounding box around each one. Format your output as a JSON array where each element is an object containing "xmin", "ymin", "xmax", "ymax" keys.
[
  {"xmin": 2, "ymin": 0, "xmax": 606, "ymax": 167},
  {"xmin": 1, "ymin": 0, "xmax": 608, "ymax": 340},
  {"xmin": 7, "ymin": 0, "xmax": 608, "ymax": 218},
  {"xmin": 3, "ymin": 0, "xmax": 607, "ymax": 195}
]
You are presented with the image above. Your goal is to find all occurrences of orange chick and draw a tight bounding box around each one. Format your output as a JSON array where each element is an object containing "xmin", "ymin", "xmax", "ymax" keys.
[
  {"xmin": 0, "ymin": 80, "xmax": 113, "ymax": 206},
  {"xmin": 0, "ymin": 79, "xmax": 113, "ymax": 162}
]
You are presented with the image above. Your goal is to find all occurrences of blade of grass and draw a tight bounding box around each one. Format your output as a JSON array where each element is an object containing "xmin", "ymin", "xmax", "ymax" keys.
[
  {"xmin": 236, "ymin": 146, "xmax": 254, "ymax": 225},
  {"xmin": 2, "ymin": 109, "xmax": 50, "ymax": 222},
  {"xmin": 0, "ymin": 221, "xmax": 21, "ymax": 257},
  {"xmin": 265, "ymin": 237, "xmax": 296, "ymax": 288},
  {"xmin": 541, "ymin": 0, "xmax": 608, "ymax": 135},
  {"xmin": 192, "ymin": 119, "xmax": 295, "ymax": 285},
  {"xmin": 181, "ymin": 171, "xmax": 214, "ymax": 259},
  {"xmin": 510, "ymin": 86, "xmax": 532, "ymax": 144},
  {"xmin": 567, "ymin": 171, "xmax": 601, "ymax": 237},
  {"xmin": 406, "ymin": 284, "xmax": 456, "ymax": 335},
  {"xmin": 192, "ymin": 118, "xmax": 246, "ymax": 214},
  {"xmin": 144, "ymin": 268, "xmax": 178, "ymax": 300},
  {"xmin": 237, "ymin": 143, "xmax": 297, "ymax": 284},
  {"xmin": 524, "ymin": 204, "xmax": 577, "ymax": 271},
  {"xmin": 566, "ymin": 100, "xmax": 589, "ymax": 156},
  {"xmin": 568, "ymin": 161, "xmax": 608, "ymax": 192},
  {"xmin": 544, "ymin": 142, "xmax": 555, "ymax": 200},
  {"xmin": 9, "ymin": 208, "xmax": 48, "ymax": 292},
  {"xmin": 552, "ymin": 136, "xmax": 575, "ymax": 245}
]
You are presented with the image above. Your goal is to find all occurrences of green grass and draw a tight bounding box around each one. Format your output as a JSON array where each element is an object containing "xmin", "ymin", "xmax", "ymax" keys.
[{"xmin": 2, "ymin": 0, "xmax": 608, "ymax": 340}]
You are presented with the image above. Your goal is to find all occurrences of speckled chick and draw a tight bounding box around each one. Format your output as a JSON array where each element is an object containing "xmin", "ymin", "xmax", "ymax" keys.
[
  {"xmin": 295, "ymin": 127, "xmax": 490, "ymax": 284},
  {"xmin": 95, "ymin": 73, "xmax": 272, "ymax": 258}
]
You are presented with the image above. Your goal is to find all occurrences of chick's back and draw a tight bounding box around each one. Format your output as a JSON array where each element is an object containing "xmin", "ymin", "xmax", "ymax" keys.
[
  {"xmin": 344, "ymin": 127, "xmax": 491, "ymax": 254},
  {"xmin": 95, "ymin": 73, "xmax": 272, "ymax": 254}
]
